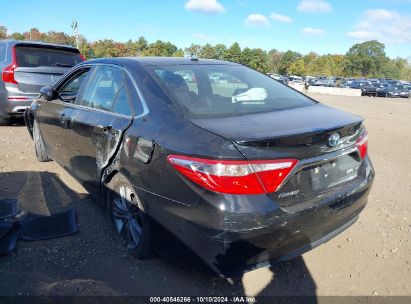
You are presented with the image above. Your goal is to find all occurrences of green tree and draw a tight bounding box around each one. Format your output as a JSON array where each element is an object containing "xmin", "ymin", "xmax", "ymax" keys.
[
  {"xmin": 247, "ymin": 48, "xmax": 269, "ymax": 73},
  {"xmin": 198, "ymin": 43, "xmax": 216, "ymax": 59},
  {"xmin": 394, "ymin": 58, "xmax": 411, "ymax": 80},
  {"xmin": 278, "ymin": 50, "xmax": 302, "ymax": 75},
  {"xmin": 23, "ymin": 28, "xmax": 44, "ymax": 41},
  {"xmin": 44, "ymin": 31, "xmax": 75, "ymax": 46},
  {"xmin": 173, "ymin": 49, "xmax": 185, "ymax": 57},
  {"xmin": 0, "ymin": 25, "xmax": 7, "ymax": 39},
  {"xmin": 213, "ymin": 44, "xmax": 227, "ymax": 60},
  {"xmin": 223, "ymin": 42, "xmax": 242, "ymax": 63},
  {"xmin": 184, "ymin": 44, "xmax": 202, "ymax": 57},
  {"xmin": 343, "ymin": 40, "xmax": 388, "ymax": 78},
  {"xmin": 91, "ymin": 39, "xmax": 121, "ymax": 57},
  {"xmin": 240, "ymin": 47, "xmax": 253, "ymax": 66},
  {"xmin": 123, "ymin": 37, "xmax": 148, "ymax": 56},
  {"xmin": 306, "ymin": 54, "xmax": 345, "ymax": 76},
  {"xmin": 267, "ymin": 49, "xmax": 283, "ymax": 74},
  {"xmin": 289, "ymin": 59, "xmax": 306, "ymax": 76},
  {"xmin": 143, "ymin": 40, "xmax": 177, "ymax": 57},
  {"xmin": 9, "ymin": 32, "xmax": 25, "ymax": 40}
]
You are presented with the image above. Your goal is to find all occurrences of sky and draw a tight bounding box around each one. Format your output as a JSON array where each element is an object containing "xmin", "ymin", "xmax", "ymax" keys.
[{"xmin": 1, "ymin": 0, "xmax": 411, "ymax": 58}]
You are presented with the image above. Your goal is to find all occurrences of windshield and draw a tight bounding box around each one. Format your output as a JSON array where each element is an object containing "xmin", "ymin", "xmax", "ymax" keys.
[
  {"xmin": 146, "ymin": 64, "xmax": 316, "ymax": 118},
  {"xmin": 15, "ymin": 46, "xmax": 82, "ymax": 68}
]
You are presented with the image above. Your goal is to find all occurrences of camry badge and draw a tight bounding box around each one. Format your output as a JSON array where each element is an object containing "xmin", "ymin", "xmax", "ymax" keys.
[{"xmin": 328, "ymin": 133, "xmax": 341, "ymax": 147}]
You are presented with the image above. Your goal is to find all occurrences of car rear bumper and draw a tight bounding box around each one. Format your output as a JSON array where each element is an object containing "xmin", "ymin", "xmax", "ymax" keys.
[
  {"xmin": 0, "ymin": 94, "xmax": 36, "ymax": 117},
  {"xmin": 209, "ymin": 186, "xmax": 370, "ymax": 276},
  {"xmin": 141, "ymin": 156, "xmax": 375, "ymax": 276}
]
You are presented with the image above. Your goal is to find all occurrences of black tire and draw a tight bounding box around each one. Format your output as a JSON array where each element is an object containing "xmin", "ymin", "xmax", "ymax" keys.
[
  {"xmin": 0, "ymin": 115, "xmax": 10, "ymax": 126},
  {"xmin": 106, "ymin": 174, "xmax": 155, "ymax": 259},
  {"xmin": 33, "ymin": 120, "xmax": 52, "ymax": 162}
]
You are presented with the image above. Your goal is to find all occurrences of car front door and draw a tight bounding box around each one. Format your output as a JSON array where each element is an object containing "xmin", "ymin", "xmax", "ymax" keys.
[
  {"xmin": 37, "ymin": 66, "xmax": 92, "ymax": 168},
  {"xmin": 65, "ymin": 64, "xmax": 134, "ymax": 194}
]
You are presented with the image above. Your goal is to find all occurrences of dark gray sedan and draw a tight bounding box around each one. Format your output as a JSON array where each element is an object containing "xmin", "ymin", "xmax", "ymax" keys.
[{"xmin": 25, "ymin": 57, "xmax": 375, "ymax": 276}]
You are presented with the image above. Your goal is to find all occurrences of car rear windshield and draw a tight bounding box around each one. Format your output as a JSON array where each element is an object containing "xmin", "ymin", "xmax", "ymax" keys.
[
  {"xmin": 15, "ymin": 46, "xmax": 82, "ymax": 68},
  {"xmin": 146, "ymin": 64, "xmax": 316, "ymax": 118}
]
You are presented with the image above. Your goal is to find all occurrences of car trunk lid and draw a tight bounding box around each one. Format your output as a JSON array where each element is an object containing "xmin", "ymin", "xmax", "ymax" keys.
[
  {"xmin": 191, "ymin": 103, "xmax": 365, "ymax": 204},
  {"xmin": 191, "ymin": 103, "xmax": 362, "ymax": 157}
]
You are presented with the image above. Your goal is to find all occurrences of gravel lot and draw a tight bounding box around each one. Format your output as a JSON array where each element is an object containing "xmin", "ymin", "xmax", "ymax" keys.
[{"xmin": 0, "ymin": 94, "xmax": 410, "ymax": 297}]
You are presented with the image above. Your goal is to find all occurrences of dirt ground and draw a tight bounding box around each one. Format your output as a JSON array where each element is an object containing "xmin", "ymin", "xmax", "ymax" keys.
[{"xmin": 0, "ymin": 94, "xmax": 410, "ymax": 297}]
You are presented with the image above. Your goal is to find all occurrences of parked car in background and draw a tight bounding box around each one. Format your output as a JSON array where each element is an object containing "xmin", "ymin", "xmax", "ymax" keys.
[
  {"xmin": 288, "ymin": 75, "xmax": 303, "ymax": 84},
  {"xmin": 312, "ymin": 77, "xmax": 335, "ymax": 87},
  {"xmin": 303, "ymin": 76, "xmax": 316, "ymax": 84},
  {"xmin": 267, "ymin": 73, "xmax": 288, "ymax": 85},
  {"xmin": 350, "ymin": 81, "xmax": 371, "ymax": 90},
  {"xmin": 360, "ymin": 82, "xmax": 379, "ymax": 97},
  {"xmin": 0, "ymin": 40, "xmax": 83, "ymax": 125},
  {"xmin": 377, "ymin": 85, "xmax": 403, "ymax": 98},
  {"xmin": 306, "ymin": 77, "xmax": 318, "ymax": 86},
  {"xmin": 25, "ymin": 57, "xmax": 374, "ymax": 276},
  {"xmin": 375, "ymin": 83, "xmax": 390, "ymax": 97},
  {"xmin": 395, "ymin": 85, "xmax": 410, "ymax": 98}
]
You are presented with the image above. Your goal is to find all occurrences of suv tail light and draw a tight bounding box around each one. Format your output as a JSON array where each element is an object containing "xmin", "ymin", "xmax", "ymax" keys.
[
  {"xmin": 2, "ymin": 46, "xmax": 17, "ymax": 84},
  {"xmin": 167, "ymin": 155, "xmax": 298, "ymax": 195},
  {"xmin": 356, "ymin": 129, "xmax": 368, "ymax": 159}
]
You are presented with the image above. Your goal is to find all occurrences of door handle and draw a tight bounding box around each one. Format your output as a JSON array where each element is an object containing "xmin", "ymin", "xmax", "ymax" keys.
[
  {"xmin": 59, "ymin": 113, "xmax": 66, "ymax": 125},
  {"xmin": 95, "ymin": 125, "xmax": 112, "ymax": 135}
]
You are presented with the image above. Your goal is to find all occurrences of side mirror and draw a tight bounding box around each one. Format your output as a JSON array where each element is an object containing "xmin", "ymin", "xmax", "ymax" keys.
[{"xmin": 40, "ymin": 86, "xmax": 55, "ymax": 101}]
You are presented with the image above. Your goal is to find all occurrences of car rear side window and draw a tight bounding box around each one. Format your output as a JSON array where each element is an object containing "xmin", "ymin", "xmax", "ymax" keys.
[
  {"xmin": 112, "ymin": 85, "xmax": 132, "ymax": 116},
  {"xmin": 15, "ymin": 46, "xmax": 82, "ymax": 67},
  {"xmin": 79, "ymin": 65, "xmax": 133, "ymax": 116},
  {"xmin": 80, "ymin": 65, "xmax": 123, "ymax": 110}
]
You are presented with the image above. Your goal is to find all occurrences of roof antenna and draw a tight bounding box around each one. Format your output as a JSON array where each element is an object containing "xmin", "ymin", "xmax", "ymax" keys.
[{"xmin": 189, "ymin": 54, "xmax": 199, "ymax": 61}]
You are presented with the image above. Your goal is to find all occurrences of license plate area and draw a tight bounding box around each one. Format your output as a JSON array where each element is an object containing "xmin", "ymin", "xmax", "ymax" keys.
[{"xmin": 309, "ymin": 153, "xmax": 360, "ymax": 192}]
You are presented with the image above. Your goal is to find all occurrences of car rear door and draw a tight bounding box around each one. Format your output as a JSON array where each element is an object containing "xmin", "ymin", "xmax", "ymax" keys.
[
  {"xmin": 13, "ymin": 44, "xmax": 83, "ymax": 93},
  {"xmin": 65, "ymin": 64, "xmax": 133, "ymax": 193},
  {"xmin": 37, "ymin": 66, "xmax": 93, "ymax": 167}
]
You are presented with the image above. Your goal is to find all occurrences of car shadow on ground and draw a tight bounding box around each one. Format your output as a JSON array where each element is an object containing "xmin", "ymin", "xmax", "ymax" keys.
[{"xmin": 0, "ymin": 171, "xmax": 317, "ymax": 301}]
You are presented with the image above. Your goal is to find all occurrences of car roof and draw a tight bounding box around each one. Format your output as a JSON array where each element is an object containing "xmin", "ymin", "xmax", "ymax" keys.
[
  {"xmin": 82, "ymin": 57, "xmax": 240, "ymax": 66},
  {"xmin": 1, "ymin": 39, "xmax": 79, "ymax": 51}
]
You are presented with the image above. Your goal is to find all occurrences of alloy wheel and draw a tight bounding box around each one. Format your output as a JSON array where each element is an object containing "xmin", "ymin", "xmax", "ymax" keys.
[{"xmin": 111, "ymin": 185, "xmax": 143, "ymax": 250}]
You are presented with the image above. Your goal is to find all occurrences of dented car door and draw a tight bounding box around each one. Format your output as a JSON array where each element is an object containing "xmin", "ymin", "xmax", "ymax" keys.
[{"xmin": 66, "ymin": 65, "xmax": 133, "ymax": 193}]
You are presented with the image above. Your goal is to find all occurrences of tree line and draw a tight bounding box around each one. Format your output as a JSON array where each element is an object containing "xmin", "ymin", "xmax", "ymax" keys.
[{"xmin": 1, "ymin": 25, "xmax": 410, "ymax": 80}]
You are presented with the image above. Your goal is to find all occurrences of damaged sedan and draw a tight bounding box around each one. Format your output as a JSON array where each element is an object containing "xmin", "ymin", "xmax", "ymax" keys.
[{"xmin": 25, "ymin": 57, "xmax": 375, "ymax": 276}]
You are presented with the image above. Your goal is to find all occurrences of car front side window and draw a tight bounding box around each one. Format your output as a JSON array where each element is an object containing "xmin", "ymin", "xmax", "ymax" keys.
[{"xmin": 58, "ymin": 68, "xmax": 90, "ymax": 103}]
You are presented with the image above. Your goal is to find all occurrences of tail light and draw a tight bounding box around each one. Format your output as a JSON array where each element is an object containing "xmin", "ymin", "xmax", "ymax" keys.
[
  {"xmin": 167, "ymin": 155, "xmax": 298, "ymax": 195},
  {"xmin": 356, "ymin": 129, "xmax": 368, "ymax": 159},
  {"xmin": 2, "ymin": 46, "xmax": 17, "ymax": 84},
  {"xmin": 80, "ymin": 53, "xmax": 86, "ymax": 61}
]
